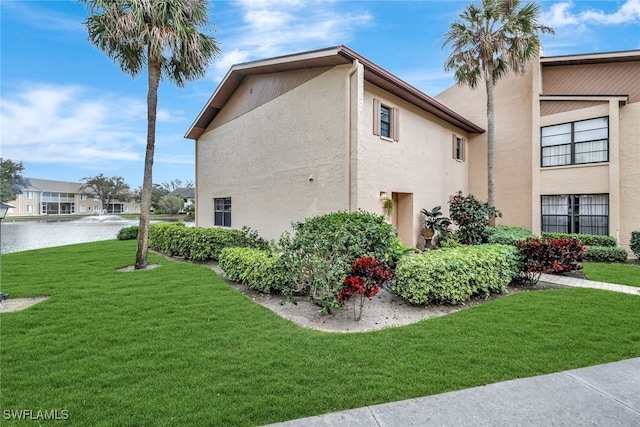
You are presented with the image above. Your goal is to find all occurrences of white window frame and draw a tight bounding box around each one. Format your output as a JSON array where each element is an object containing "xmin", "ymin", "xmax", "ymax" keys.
[{"xmin": 452, "ymin": 134, "xmax": 465, "ymax": 162}]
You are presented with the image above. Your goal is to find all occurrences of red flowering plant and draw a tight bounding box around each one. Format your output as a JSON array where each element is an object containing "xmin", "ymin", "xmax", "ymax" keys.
[{"xmin": 338, "ymin": 256, "xmax": 394, "ymax": 320}]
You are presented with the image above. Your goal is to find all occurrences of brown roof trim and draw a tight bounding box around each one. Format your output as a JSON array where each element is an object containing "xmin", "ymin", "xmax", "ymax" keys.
[
  {"xmin": 541, "ymin": 49, "xmax": 640, "ymax": 66},
  {"xmin": 185, "ymin": 45, "xmax": 484, "ymax": 139},
  {"xmin": 539, "ymin": 94, "xmax": 628, "ymax": 106},
  {"xmin": 335, "ymin": 46, "xmax": 484, "ymax": 134}
]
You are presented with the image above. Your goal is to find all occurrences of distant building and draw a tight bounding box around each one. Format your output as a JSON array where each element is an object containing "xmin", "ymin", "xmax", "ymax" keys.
[
  {"xmin": 168, "ymin": 187, "xmax": 195, "ymax": 213},
  {"xmin": 6, "ymin": 178, "xmax": 140, "ymax": 217}
]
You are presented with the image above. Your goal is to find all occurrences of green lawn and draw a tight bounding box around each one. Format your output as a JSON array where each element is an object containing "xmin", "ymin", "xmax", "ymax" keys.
[
  {"xmin": 582, "ymin": 262, "xmax": 640, "ymax": 288},
  {"xmin": 1, "ymin": 241, "xmax": 639, "ymax": 426}
]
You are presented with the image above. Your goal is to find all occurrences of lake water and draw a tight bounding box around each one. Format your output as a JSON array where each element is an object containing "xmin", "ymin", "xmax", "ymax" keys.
[{"xmin": 0, "ymin": 216, "xmax": 140, "ymax": 254}]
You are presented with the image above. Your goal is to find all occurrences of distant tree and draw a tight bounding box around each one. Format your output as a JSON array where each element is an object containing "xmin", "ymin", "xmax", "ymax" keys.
[
  {"xmin": 443, "ymin": 0, "xmax": 553, "ymax": 224},
  {"xmin": 162, "ymin": 179, "xmax": 193, "ymax": 192},
  {"xmin": 81, "ymin": 0, "xmax": 220, "ymax": 269},
  {"xmin": 158, "ymin": 194, "xmax": 184, "ymax": 215},
  {"xmin": 0, "ymin": 158, "xmax": 30, "ymax": 202},
  {"xmin": 135, "ymin": 184, "xmax": 169, "ymax": 209},
  {"xmin": 81, "ymin": 174, "xmax": 131, "ymax": 212}
]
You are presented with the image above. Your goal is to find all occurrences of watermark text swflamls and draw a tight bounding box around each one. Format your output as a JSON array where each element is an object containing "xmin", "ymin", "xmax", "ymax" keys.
[{"xmin": 3, "ymin": 409, "xmax": 69, "ymax": 421}]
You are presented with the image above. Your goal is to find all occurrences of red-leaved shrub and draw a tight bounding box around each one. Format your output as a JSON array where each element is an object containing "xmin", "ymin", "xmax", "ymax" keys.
[
  {"xmin": 515, "ymin": 237, "xmax": 585, "ymax": 285},
  {"xmin": 339, "ymin": 256, "xmax": 393, "ymax": 320}
]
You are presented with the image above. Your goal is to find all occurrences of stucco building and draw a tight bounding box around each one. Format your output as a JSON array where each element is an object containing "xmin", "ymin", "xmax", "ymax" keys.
[
  {"xmin": 7, "ymin": 178, "xmax": 140, "ymax": 217},
  {"xmin": 437, "ymin": 49, "xmax": 640, "ymax": 253},
  {"xmin": 186, "ymin": 46, "xmax": 639, "ymax": 254},
  {"xmin": 186, "ymin": 46, "xmax": 484, "ymax": 246}
]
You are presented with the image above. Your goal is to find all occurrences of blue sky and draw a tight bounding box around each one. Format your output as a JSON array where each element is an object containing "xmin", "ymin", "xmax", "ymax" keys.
[{"xmin": 1, "ymin": 0, "xmax": 639, "ymax": 188}]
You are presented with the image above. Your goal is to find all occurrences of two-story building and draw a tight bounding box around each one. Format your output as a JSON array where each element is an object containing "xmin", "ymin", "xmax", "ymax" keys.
[
  {"xmin": 186, "ymin": 46, "xmax": 639, "ymax": 254},
  {"xmin": 7, "ymin": 178, "xmax": 140, "ymax": 217}
]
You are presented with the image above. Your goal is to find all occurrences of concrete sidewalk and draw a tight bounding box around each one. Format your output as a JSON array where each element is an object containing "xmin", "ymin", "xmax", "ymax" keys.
[
  {"xmin": 540, "ymin": 273, "xmax": 640, "ymax": 295},
  {"xmin": 268, "ymin": 358, "xmax": 640, "ymax": 426}
]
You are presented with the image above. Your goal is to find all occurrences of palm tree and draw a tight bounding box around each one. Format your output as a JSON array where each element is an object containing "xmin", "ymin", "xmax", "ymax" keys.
[
  {"xmin": 443, "ymin": 0, "xmax": 553, "ymax": 223},
  {"xmin": 81, "ymin": 0, "xmax": 220, "ymax": 269}
]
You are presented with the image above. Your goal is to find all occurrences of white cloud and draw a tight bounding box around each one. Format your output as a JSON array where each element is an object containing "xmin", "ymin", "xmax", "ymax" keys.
[
  {"xmin": 543, "ymin": 0, "xmax": 640, "ymax": 27},
  {"xmin": 210, "ymin": 0, "xmax": 372, "ymax": 81},
  {"xmin": 0, "ymin": 83, "xmax": 184, "ymax": 166},
  {"xmin": 1, "ymin": 1, "xmax": 84, "ymax": 32}
]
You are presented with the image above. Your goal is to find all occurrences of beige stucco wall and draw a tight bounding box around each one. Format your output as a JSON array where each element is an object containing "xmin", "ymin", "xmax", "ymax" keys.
[
  {"xmin": 357, "ymin": 82, "xmax": 471, "ymax": 247},
  {"xmin": 195, "ymin": 65, "xmax": 352, "ymax": 240},
  {"xmin": 435, "ymin": 66, "xmax": 536, "ymax": 231},
  {"xmin": 619, "ymin": 101, "xmax": 640, "ymax": 254}
]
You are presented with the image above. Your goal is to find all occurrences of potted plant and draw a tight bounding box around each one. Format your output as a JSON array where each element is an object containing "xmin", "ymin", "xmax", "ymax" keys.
[
  {"xmin": 382, "ymin": 198, "xmax": 393, "ymax": 218},
  {"xmin": 420, "ymin": 205, "xmax": 451, "ymax": 239}
]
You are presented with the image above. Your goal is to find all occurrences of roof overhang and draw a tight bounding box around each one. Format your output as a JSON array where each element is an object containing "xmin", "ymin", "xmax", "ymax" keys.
[
  {"xmin": 541, "ymin": 49, "xmax": 640, "ymax": 67},
  {"xmin": 185, "ymin": 45, "xmax": 484, "ymax": 140},
  {"xmin": 539, "ymin": 94, "xmax": 629, "ymax": 105}
]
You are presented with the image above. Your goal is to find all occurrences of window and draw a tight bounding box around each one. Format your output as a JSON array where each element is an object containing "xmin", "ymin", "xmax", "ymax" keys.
[
  {"xmin": 373, "ymin": 98, "xmax": 399, "ymax": 141},
  {"xmin": 214, "ymin": 197, "xmax": 231, "ymax": 227},
  {"xmin": 26, "ymin": 205, "xmax": 34, "ymax": 213},
  {"xmin": 93, "ymin": 205, "xmax": 100, "ymax": 212},
  {"xmin": 79, "ymin": 205, "xmax": 86, "ymax": 213},
  {"xmin": 452, "ymin": 135, "xmax": 465, "ymax": 161},
  {"xmin": 380, "ymin": 106, "xmax": 391, "ymax": 137},
  {"xmin": 80, "ymin": 194, "xmax": 88, "ymax": 201},
  {"xmin": 93, "ymin": 195, "xmax": 100, "ymax": 201},
  {"xmin": 25, "ymin": 191, "xmax": 34, "ymax": 199},
  {"xmin": 541, "ymin": 194, "xmax": 609, "ymax": 235},
  {"xmin": 541, "ymin": 117, "xmax": 608, "ymax": 167}
]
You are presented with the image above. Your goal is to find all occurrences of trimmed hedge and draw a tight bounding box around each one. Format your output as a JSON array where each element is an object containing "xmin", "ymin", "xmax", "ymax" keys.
[
  {"xmin": 483, "ymin": 225, "xmax": 535, "ymax": 245},
  {"xmin": 218, "ymin": 247, "xmax": 283, "ymax": 293},
  {"xmin": 148, "ymin": 223, "xmax": 268, "ymax": 262},
  {"xmin": 583, "ymin": 246, "xmax": 628, "ymax": 263},
  {"xmin": 117, "ymin": 225, "xmax": 139, "ymax": 240},
  {"xmin": 541, "ymin": 232, "xmax": 616, "ymax": 247},
  {"xmin": 394, "ymin": 244, "xmax": 520, "ymax": 305},
  {"xmin": 631, "ymin": 231, "xmax": 640, "ymax": 258}
]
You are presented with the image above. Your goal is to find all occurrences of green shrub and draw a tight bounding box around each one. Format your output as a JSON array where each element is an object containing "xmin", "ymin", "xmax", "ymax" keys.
[
  {"xmin": 631, "ymin": 231, "xmax": 640, "ymax": 258},
  {"xmin": 394, "ymin": 244, "xmax": 519, "ymax": 305},
  {"xmin": 276, "ymin": 211, "xmax": 397, "ymax": 314},
  {"xmin": 483, "ymin": 225, "xmax": 535, "ymax": 245},
  {"xmin": 148, "ymin": 223, "xmax": 268, "ymax": 262},
  {"xmin": 583, "ymin": 246, "xmax": 628, "ymax": 263},
  {"xmin": 448, "ymin": 192, "xmax": 501, "ymax": 245},
  {"xmin": 117, "ymin": 225, "xmax": 139, "ymax": 240},
  {"xmin": 218, "ymin": 247, "xmax": 284, "ymax": 293},
  {"xmin": 541, "ymin": 232, "xmax": 616, "ymax": 247},
  {"xmin": 148, "ymin": 222, "xmax": 189, "ymax": 257}
]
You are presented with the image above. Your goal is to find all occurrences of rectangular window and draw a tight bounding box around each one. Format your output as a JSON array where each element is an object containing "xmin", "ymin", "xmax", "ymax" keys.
[
  {"xmin": 25, "ymin": 191, "xmax": 34, "ymax": 199},
  {"xmin": 452, "ymin": 135, "xmax": 465, "ymax": 161},
  {"xmin": 80, "ymin": 194, "xmax": 87, "ymax": 201},
  {"xmin": 79, "ymin": 205, "xmax": 86, "ymax": 213},
  {"xmin": 93, "ymin": 205, "xmax": 100, "ymax": 212},
  {"xmin": 373, "ymin": 98, "xmax": 399, "ymax": 141},
  {"xmin": 214, "ymin": 197, "xmax": 231, "ymax": 227},
  {"xmin": 93, "ymin": 195, "xmax": 100, "ymax": 201},
  {"xmin": 26, "ymin": 204, "xmax": 34, "ymax": 213},
  {"xmin": 380, "ymin": 105, "xmax": 391, "ymax": 138},
  {"xmin": 541, "ymin": 117, "xmax": 608, "ymax": 167},
  {"xmin": 541, "ymin": 194, "xmax": 609, "ymax": 235}
]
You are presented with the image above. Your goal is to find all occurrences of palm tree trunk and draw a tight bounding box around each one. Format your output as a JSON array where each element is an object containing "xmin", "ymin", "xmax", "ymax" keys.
[
  {"xmin": 485, "ymin": 74, "xmax": 496, "ymax": 226},
  {"xmin": 135, "ymin": 53, "xmax": 160, "ymax": 269}
]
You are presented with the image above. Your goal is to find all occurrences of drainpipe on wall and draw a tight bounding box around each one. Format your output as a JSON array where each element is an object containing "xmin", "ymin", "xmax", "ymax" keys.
[{"xmin": 346, "ymin": 59, "xmax": 359, "ymax": 213}]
